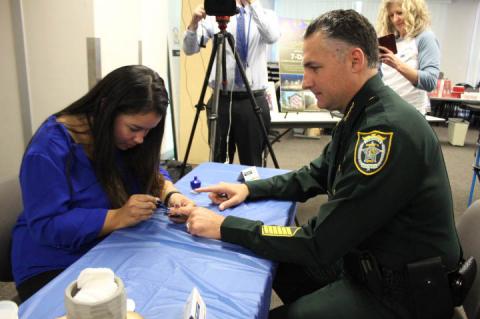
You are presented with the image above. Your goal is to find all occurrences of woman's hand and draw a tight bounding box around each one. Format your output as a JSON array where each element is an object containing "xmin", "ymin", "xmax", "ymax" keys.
[
  {"xmin": 167, "ymin": 193, "xmax": 195, "ymax": 223},
  {"xmin": 167, "ymin": 192, "xmax": 195, "ymax": 208},
  {"xmin": 379, "ymin": 45, "xmax": 418, "ymax": 86},
  {"xmin": 102, "ymin": 194, "xmax": 158, "ymax": 235},
  {"xmin": 195, "ymin": 182, "xmax": 250, "ymax": 211},
  {"xmin": 379, "ymin": 45, "xmax": 402, "ymax": 70}
]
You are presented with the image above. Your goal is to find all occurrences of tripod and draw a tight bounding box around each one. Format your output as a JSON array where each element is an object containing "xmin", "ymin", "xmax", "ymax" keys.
[{"xmin": 180, "ymin": 16, "xmax": 279, "ymax": 177}]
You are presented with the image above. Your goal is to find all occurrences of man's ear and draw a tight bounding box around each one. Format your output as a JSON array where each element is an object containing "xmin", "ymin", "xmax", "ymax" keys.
[{"xmin": 350, "ymin": 48, "xmax": 366, "ymax": 73}]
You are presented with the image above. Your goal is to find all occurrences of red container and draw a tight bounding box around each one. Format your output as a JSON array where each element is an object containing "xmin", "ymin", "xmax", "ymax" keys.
[{"xmin": 452, "ymin": 86, "xmax": 465, "ymax": 94}]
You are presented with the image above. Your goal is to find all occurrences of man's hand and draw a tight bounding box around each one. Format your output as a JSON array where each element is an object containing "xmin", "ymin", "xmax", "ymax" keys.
[
  {"xmin": 195, "ymin": 182, "xmax": 250, "ymax": 210},
  {"xmin": 188, "ymin": 4, "xmax": 206, "ymax": 31},
  {"xmin": 185, "ymin": 207, "xmax": 225, "ymax": 239}
]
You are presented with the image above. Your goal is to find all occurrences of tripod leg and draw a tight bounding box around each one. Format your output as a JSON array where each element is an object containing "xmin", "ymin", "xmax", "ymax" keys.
[
  {"xmin": 208, "ymin": 35, "xmax": 225, "ymax": 162},
  {"xmin": 225, "ymin": 33, "xmax": 280, "ymax": 168},
  {"xmin": 180, "ymin": 34, "xmax": 222, "ymax": 177}
]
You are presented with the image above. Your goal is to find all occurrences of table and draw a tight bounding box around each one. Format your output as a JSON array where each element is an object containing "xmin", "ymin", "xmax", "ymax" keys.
[
  {"xmin": 18, "ymin": 163, "xmax": 296, "ymax": 319},
  {"xmin": 270, "ymin": 111, "xmax": 339, "ymax": 129},
  {"xmin": 430, "ymin": 96, "xmax": 480, "ymax": 121},
  {"xmin": 265, "ymin": 111, "xmax": 444, "ymax": 166},
  {"xmin": 270, "ymin": 111, "xmax": 445, "ymax": 130},
  {"xmin": 430, "ymin": 97, "xmax": 480, "ymax": 105}
]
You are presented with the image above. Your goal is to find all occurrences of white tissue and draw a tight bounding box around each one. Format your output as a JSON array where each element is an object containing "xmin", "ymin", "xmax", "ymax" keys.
[{"xmin": 73, "ymin": 268, "xmax": 118, "ymax": 303}]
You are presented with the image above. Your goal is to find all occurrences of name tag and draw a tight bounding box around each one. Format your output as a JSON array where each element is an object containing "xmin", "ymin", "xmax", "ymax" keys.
[
  {"xmin": 237, "ymin": 166, "xmax": 260, "ymax": 182},
  {"xmin": 183, "ymin": 287, "xmax": 206, "ymax": 319}
]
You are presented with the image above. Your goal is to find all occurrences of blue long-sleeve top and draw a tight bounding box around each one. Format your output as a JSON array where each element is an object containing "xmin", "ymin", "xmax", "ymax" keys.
[
  {"xmin": 12, "ymin": 116, "xmax": 170, "ymax": 285},
  {"xmin": 415, "ymin": 30, "xmax": 440, "ymax": 92}
]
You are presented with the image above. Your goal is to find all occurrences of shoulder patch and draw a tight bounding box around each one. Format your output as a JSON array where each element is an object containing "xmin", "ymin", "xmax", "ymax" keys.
[
  {"xmin": 354, "ymin": 130, "xmax": 393, "ymax": 176},
  {"xmin": 261, "ymin": 225, "xmax": 301, "ymax": 237}
]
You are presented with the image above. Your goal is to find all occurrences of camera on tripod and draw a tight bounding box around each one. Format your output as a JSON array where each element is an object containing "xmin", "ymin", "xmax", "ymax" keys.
[{"xmin": 204, "ymin": 0, "xmax": 238, "ymax": 16}]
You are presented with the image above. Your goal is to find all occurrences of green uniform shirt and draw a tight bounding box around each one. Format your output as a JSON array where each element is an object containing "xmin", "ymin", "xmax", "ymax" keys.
[{"xmin": 221, "ymin": 74, "xmax": 460, "ymax": 272}]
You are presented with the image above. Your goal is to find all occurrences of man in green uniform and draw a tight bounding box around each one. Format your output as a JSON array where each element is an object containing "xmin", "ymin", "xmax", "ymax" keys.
[{"xmin": 174, "ymin": 9, "xmax": 461, "ymax": 319}]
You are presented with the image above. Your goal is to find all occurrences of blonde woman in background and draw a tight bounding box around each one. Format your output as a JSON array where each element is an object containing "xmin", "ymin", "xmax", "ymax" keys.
[{"xmin": 377, "ymin": 0, "xmax": 440, "ymax": 115}]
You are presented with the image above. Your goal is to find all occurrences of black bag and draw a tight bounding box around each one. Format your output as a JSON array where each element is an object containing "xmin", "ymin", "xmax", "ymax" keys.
[
  {"xmin": 164, "ymin": 160, "xmax": 192, "ymax": 183},
  {"xmin": 407, "ymin": 256, "xmax": 453, "ymax": 319}
]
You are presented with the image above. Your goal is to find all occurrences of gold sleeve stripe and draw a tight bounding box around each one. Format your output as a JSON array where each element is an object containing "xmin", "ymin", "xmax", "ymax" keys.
[{"xmin": 261, "ymin": 226, "xmax": 301, "ymax": 237}]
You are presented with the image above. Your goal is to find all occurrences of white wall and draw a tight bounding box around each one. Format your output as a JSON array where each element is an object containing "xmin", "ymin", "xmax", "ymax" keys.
[
  {"xmin": 431, "ymin": 0, "xmax": 478, "ymax": 84},
  {"xmin": 93, "ymin": 0, "xmax": 174, "ymax": 159},
  {"xmin": 139, "ymin": 0, "xmax": 174, "ymax": 159},
  {"xmin": 168, "ymin": 0, "xmax": 182, "ymax": 158},
  {"xmin": 465, "ymin": 1, "xmax": 480, "ymax": 86},
  {"xmin": 0, "ymin": 0, "xmax": 25, "ymax": 178},
  {"xmin": 5, "ymin": 0, "xmax": 175, "ymax": 169},
  {"xmin": 93, "ymin": 0, "xmax": 141, "ymax": 75},
  {"xmin": 21, "ymin": 0, "xmax": 94, "ymax": 130}
]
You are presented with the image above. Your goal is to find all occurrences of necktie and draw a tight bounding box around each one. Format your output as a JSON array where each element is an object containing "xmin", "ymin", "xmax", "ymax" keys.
[{"xmin": 235, "ymin": 7, "xmax": 247, "ymax": 86}]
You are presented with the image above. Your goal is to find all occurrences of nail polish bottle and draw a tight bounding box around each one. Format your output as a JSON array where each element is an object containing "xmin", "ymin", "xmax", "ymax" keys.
[{"xmin": 190, "ymin": 176, "xmax": 201, "ymax": 190}]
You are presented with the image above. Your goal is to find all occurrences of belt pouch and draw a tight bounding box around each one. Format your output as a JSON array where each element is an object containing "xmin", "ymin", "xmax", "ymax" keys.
[{"xmin": 407, "ymin": 256, "xmax": 453, "ymax": 319}]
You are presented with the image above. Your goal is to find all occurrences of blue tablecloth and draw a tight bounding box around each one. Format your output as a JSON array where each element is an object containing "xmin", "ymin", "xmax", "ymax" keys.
[{"xmin": 19, "ymin": 162, "xmax": 296, "ymax": 319}]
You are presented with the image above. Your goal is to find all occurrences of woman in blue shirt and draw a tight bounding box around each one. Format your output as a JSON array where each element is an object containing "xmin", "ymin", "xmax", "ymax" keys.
[{"xmin": 12, "ymin": 65, "xmax": 194, "ymax": 301}]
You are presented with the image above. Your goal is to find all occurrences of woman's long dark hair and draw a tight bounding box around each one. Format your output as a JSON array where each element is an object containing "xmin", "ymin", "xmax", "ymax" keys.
[{"xmin": 55, "ymin": 65, "xmax": 169, "ymax": 208}]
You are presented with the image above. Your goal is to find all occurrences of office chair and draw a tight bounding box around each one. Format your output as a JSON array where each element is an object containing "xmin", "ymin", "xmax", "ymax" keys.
[
  {"xmin": 455, "ymin": 200, "xmax": 480, "ymax": 318},
  {"xmin": 0, "ymin": 176, "xmax": 22, "ymax": 282}
]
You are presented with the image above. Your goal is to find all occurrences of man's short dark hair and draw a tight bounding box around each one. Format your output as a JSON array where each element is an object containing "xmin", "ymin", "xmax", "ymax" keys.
[{"xmin": 305, "ymin": 9, "xmax": 379, "ymax": 68}]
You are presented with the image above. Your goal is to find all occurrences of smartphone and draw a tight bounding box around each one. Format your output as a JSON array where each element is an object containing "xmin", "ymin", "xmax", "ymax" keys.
[{"xmin": 378, "ymin": 34, "xmax": 397, "ymax": 54}]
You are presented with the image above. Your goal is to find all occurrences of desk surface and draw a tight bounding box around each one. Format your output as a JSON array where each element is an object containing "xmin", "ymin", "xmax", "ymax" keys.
[
  {"xmin": 430, "ymin": 96, "xmax": 480, "ymax": 105},
  {"xmin": 270, "ymin": 111, "xmax": 444, "ymax": 128},
  {"xmin": 19, "ymin": 163, "xmax": 296, "ymax": 319},
  {"xmin": 270, "ymin": 111, "xmax": 339, "ymax": 128}
]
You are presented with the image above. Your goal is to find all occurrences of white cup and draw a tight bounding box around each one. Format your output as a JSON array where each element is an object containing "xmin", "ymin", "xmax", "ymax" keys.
[{"xmin": 0, "ymin": 300, "xmax": 19, "ymax": 319}]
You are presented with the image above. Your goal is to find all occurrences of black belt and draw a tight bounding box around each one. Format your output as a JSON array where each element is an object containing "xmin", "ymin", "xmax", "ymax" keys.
[
  {"xmin": 220, "ymin": 90, "xmax": 265, "ymax": 99},
  {"xmin": 344, "ymin": 251, "xmax": 409, "ymax": 297}
]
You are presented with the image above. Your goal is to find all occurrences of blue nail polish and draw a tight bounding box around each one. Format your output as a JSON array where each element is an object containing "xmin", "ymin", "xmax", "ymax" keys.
[{"xmin": 190, "ymin": 176, "xmax": 201, "ymax": 190}]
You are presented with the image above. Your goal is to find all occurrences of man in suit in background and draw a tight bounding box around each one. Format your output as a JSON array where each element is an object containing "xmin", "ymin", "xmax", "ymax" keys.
[{"xmin": 183, "ymin": 0, "xmax": 280, "ymax": 166}]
